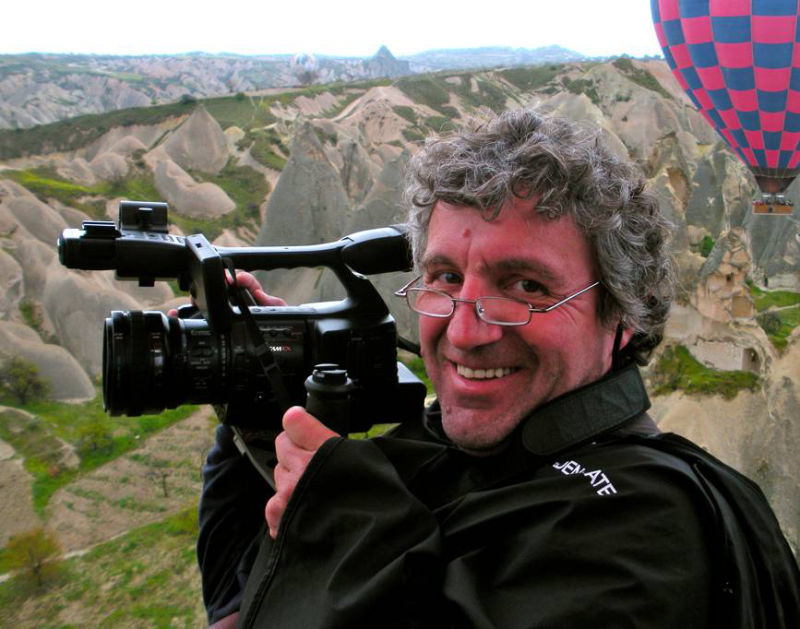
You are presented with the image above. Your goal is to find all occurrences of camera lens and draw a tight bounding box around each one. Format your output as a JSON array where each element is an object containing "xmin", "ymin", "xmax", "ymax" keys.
[
  {"xmin": 101, "ymin": 309, "xmax": 310, "ymax": 421},
  {"xmin": 103, "ymin": 310, "xmax": 181, "ymax": 415}
]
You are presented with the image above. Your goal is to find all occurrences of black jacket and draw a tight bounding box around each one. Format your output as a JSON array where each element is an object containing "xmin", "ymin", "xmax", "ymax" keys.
[{"xmin": 199, "ymin": 364, "xmax": 798, "ymax": 628}]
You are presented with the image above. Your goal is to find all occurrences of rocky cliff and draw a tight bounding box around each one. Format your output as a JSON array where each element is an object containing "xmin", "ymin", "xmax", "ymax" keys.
[{"xmin": 1, "ymin": 58, "xmax": 798, "ymax": 553}]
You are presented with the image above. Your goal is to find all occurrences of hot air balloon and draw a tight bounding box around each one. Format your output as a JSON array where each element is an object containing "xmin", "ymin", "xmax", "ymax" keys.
[
  {"xmin": 651, "ymin": 0, "xmax": 799, "ymax": 214},
  {"xmin": 291, "ymin": 52, "xmax": 319, "ymax": 86}
]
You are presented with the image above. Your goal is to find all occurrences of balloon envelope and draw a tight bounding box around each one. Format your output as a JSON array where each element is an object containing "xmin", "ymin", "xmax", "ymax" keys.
[{"xmin": 651, "ymin": 0, "xmax": 800, "ymax": 194}]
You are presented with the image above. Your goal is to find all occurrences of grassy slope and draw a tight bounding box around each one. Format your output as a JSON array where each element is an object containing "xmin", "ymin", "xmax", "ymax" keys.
[{"xmin": 0, "ymin": 507, "xmax": 205, "ymax": 628}]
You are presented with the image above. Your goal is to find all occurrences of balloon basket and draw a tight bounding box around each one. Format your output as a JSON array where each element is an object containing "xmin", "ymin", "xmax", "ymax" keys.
[{"xmin": 752, "ymin": 195, "xmax": 794, "ymax": 215}]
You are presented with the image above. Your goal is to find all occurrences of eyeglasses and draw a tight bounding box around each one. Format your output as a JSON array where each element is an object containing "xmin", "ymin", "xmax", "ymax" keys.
[{"xmin": 394, "ymin": 277, "xmax": 601, "ymax": 327}]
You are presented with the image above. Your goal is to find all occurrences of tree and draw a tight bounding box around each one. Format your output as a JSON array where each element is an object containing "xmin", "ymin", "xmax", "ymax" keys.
[
  {"xmin": 3, "ymin": 527, "xmax": 62, "ymax": 589},
  {"xmin": 76, "ymin": 419, "xmax": 114, "ymax": 457},
  {"xmin": 0, "ymin": 356, "xmax": 49, "ymax": 405},
  {"xmin": 147, "ymin": 466, "xmax": 171, "ymax": 498}
]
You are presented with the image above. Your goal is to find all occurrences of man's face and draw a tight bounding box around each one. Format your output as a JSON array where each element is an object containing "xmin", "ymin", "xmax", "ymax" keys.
[{"xmin": 418, "ymin": 198, "xmax": 623, "ymax": 451}]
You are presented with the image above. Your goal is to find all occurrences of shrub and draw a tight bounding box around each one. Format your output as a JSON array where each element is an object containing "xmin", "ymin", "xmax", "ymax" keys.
[
  {"xmin": 0, "ymin": 356, "xmax": 49, "ymax": 405},
  {"xmin": 700, "ymin": 235, "xmax": 715, "ymax": 258},
  {"xmin": 1, "ymin": 528, "xmax": 63, "ymax": 590}
]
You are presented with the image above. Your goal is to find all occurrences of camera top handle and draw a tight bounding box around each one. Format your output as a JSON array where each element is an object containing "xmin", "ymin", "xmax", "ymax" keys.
[{"xmin": 59, "ymin": 201, "xmax": 413, "ymax": 337}]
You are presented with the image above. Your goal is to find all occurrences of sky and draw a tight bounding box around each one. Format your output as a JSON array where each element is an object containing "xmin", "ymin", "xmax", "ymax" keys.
[{"xmin": 4, "ymin": 0, "xmax": 662, "ymax": 58}]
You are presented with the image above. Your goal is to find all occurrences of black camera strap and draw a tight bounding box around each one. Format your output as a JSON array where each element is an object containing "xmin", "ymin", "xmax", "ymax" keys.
[{"xmin": 223, "ymin": 259, "xmax": 292, "ymax": 488}]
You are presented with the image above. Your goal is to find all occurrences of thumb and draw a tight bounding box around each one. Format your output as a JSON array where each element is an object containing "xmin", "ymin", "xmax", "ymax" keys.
[{"xmin": 282, "ymin": 406, "xmax": 338, "ymax": 451}]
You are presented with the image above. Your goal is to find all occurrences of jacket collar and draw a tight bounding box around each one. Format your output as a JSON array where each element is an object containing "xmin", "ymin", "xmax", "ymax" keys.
[
  {"xmin": 422, "ymin": 363, "xmax": 651, "ymax": 458},
  {"xmin": 520, "ymin": 362, "xmax": 651, "ymax": 456}
]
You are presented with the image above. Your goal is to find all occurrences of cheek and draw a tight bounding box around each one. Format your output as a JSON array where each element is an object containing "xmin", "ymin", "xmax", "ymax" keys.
[{"xmin": 418, "ymin": 316, "xmax": 444, "ymax": 354}]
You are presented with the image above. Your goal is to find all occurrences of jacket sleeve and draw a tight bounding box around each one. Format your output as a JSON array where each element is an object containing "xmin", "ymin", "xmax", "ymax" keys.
[
  {"xmin": 237, "ymin": 436, "xmax": 451, "ymax": 629},
  {"xmin": 197, "ymin": 424, "xmax": 273, "ymax": 624}
]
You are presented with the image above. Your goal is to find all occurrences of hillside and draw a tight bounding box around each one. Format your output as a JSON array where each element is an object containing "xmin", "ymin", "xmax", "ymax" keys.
[
  {"xmin": 0, "ymin": 46, "xmax": 587, "ymax": 130},
  {"xmin": 0, "ymin": 58, "xmax": 799, "ymax": 624}
]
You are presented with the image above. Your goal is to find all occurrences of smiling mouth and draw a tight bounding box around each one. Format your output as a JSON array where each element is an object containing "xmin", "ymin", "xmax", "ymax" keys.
[{"xmin": 456, "ymin": 364, "xmax": 516, "ymax": 380}]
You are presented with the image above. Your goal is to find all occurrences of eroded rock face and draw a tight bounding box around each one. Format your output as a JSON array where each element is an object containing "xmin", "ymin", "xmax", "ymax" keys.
[
  {"xmin": 41, "ymin": 268, "xmax": 141, "ymax": 378},
  {"xmin": 650, "ymin": 339, "xmax": 800, "ymax": 555},
  {"xmin": 161, "ymin": 106, "xmax": 229, "ymax": 175},
  {"xmin": 2, "ymin": 59, "xmax": 800, "ymax": 559},
  {"xmin": 0, "ymin": 248, "xmax": 23, "ymax": 316},
  {"xmin": 2, "ymin": 193, "xmax": 67, "ymax": 246},
  {"xmin": 0, "ymin": 321, "xmax": 95, "ymax": 401},
  {"xmin": 153, "ymin": 158, "xmax": 235, "ymax": 218},
  {"xmin": 693, "ymin": 228, "xmax": 755, "ymax": 322}
]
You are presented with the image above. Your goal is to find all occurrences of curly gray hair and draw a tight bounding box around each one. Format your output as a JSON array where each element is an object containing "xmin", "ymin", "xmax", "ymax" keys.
[{"xmin": 404, "ymin": 108, "xmax": 673, "ymax": 365}]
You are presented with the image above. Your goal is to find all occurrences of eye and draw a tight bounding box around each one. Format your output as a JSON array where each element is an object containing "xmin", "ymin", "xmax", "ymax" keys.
[
  {"xmin": 512, "ymin": 278, "xmax": 547, "ymax": 295},
  {"xmin": 425, "ymin": 270, "xmax": 462, "ymax": 290},
  {"xmin": 505, "ymin": 278, "xmax": 556, "ymax": 307}
]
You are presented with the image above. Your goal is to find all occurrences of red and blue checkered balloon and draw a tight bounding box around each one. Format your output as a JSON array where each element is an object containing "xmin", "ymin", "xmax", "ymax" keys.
[{"xmin": 652, "ymin": 0, "xmax": 800, "ymax": 194}]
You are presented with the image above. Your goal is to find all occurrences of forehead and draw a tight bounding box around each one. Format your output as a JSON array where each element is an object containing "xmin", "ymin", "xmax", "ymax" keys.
[{"xmin": 423, "ymin": 199, "xmax": 596, "ymax": 283}]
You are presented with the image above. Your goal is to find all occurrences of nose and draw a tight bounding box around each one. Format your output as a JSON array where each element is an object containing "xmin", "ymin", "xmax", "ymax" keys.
[{"xmin": 445, "ymin": 295, "xmax": 503, "ymax": 350}]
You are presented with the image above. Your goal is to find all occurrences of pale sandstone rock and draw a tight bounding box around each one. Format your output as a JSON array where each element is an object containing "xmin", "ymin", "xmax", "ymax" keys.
[{"xmin": 0, "ymin": 321, "xmax": 95, "ymax": 400}]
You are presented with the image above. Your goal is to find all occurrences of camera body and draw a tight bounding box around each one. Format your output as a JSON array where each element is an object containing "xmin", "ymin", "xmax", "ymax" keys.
[{"xmin": 58, "ymin": 200, "xmax": 425, "ymax": 432}]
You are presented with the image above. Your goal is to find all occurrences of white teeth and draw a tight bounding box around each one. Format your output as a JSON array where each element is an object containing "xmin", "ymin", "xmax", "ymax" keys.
[{"xmin": 456, "ymin": 365, "xmax": 514, "ymax": 380}]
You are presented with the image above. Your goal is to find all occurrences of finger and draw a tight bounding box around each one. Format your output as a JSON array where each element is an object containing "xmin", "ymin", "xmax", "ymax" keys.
[
  {"xmin": 232, "ymin": 271, "xmax": 287, "ymax": 307},
  {"xmin": 274, "ymin": 432, "xmax": 300, "ymax": 472},
  {"xmin": 282, "ymin": 406, "xmax": 339, "ymax": 450},
  {"xmin": 274, "ymin": 432, "xmax": 315, "ymax": 484},
  {"xmin": 272, "ymin": 461, "xmax": 293, "ymax": 493},
  {"xmin": 167, "ymin": 308, "xmax": 177, "ymax": 317},
  {"xmin": 265, "ymin": 493, "xmax": 288, "ymax": 539}
]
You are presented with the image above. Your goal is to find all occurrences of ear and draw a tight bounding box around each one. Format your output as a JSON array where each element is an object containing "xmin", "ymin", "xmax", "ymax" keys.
[
  {"xmin": 610, "ymin": 323, "xmax": 635, "ymax": 371},
  {"xmin": 618, "ymin": 326, "xmax": 634, "ymax": 350}
]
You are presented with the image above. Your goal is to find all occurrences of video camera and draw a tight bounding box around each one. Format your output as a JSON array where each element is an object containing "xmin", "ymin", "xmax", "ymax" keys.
[{"xmin": 58, "ymin": 200, "xmax": 426, "ymax": 433}]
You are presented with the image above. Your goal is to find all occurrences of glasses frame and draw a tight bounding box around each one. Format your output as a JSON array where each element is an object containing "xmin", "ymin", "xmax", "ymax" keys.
[{"xmin": 394, "ymin": 276, "xmax": 601, "ymax": 327}]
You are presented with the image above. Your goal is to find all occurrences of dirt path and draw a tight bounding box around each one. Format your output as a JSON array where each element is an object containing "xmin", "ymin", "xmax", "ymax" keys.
[{"xmin": 45, "ymin": 407, "xmax": 217, "ymax": 552}]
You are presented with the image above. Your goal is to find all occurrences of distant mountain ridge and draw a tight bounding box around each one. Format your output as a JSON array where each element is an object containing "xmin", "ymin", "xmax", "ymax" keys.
[
  {"xmin": 0, "ymin": 46, "xmax": 590, "ymax": 129},
  {"xmin": 401, "ymin": 44, "xmax": 586, "ymax": 71}
]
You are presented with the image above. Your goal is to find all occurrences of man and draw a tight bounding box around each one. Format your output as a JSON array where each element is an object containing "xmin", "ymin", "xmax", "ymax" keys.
[{"xmin": 198, "ymin": 109, "xmax": 797, "ymax": 628}]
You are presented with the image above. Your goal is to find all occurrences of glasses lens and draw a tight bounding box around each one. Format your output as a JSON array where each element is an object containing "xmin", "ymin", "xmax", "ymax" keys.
[
  {"xmin": 407, "ymin": 289, "xmax": 453, "ymax": 316},
  {"xmin": 477, "ymin": 297, "xmax": 531, "ymax": 325}
]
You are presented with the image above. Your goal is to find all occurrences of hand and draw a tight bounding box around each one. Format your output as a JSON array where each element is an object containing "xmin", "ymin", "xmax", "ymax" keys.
[
  {"xmin": 167, "ymin": 270, "xmax": 286, "ymax": 316},
  {"xmin": 265, "ymin": 406, "xmax": 339, "ymax": 539}
]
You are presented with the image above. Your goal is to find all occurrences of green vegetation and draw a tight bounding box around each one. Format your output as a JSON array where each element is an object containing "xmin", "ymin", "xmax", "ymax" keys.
[
  {"xmin": 700, "ymin": 235, "xmax": 715, "ymax": 258},
  {"xmin": 203, "ymin": 94, "xmax": 274, "ymax": 130},
  {"xmin": 0, "ymin": 506, "xmax": 205, "ymax": 627},
  {"xmin": 749, "ymin": 283, "xmax": 800, "ymax": 351},
  {"xmin": 498, "ymin": 65, "xmax": 561, "ymax": 92},
  {"xmin": 166, "ymin": 160, "xmax": 268, "ymax": 241},
  {"xmin": 401, "ymin": 127, "xmax": 426, "ymax": 143},
  {"xmin": 392, "ymin": 105, "xmax": 417, "ymax": 124},
  {"xmin": 0, "ymin": 528, "xmax": 62, "ymax": 591},
  {"xmin": 0, "ymin": 100, "xmax": 197, "ymax": 160},
  {"xmin": 423, "ymin": 115, "xmax": 458, "ymax": 133},
  {"xmin": 0, "ymin": 394, "xmax": 195, "ymax": 514},
  {"xmin": 651, "ymin": 344, "xmax": 760, "ymax": 399},
  {"xmin": 452, "ymin": 75, "xmax": 508, "ymax": 113},
  {"xmin": 612, "ymin": 57, "xmax": 674, "ymax": 100},
  {"xmin": 400, "ymin": 353, "xmax": 432, "ymax": 396},
  {"xmin": 237, "ymin": 126, "xmax": 289, "ymax": 171},
  {"xmin": 5, "ymin": 167, "xmax": 159, "ymax": 219},
  {"xmin": 0, "ymin": 357, "xmax": 49, "ymax": 405},
  {"xmin": 395, "ymin": 76, "xmax": 451, "ymax": 113},
  {"xmin": 563, "ymin": 77, "xmax": 600, "ymax": 105}
]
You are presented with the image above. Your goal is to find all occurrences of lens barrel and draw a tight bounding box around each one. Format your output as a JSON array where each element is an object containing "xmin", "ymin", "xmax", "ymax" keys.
[{"xmin": 104, "ymin": 310, "xmax": 230, "ymax": 416}]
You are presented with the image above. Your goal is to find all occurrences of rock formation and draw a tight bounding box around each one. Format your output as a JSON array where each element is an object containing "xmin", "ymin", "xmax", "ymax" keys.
[{"xmin": 1, "ymin": 58, "xmax": 800, "ymax": 554}]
